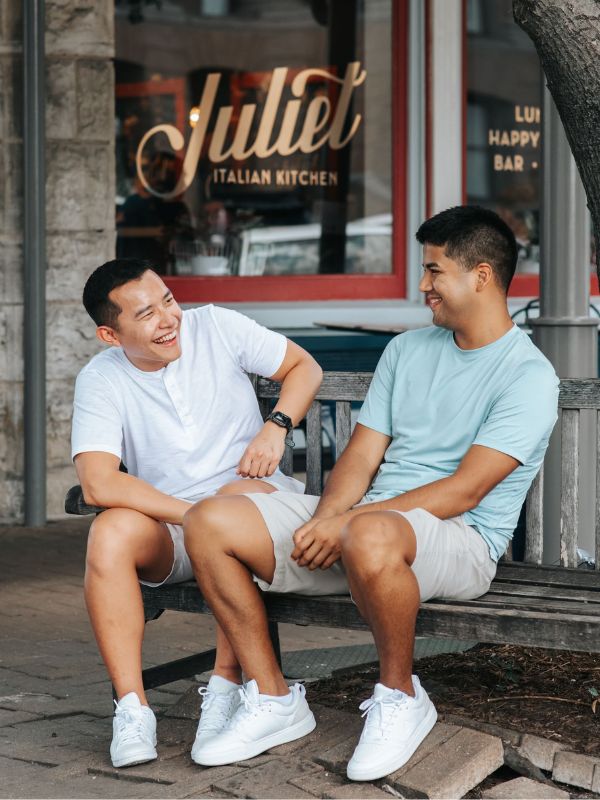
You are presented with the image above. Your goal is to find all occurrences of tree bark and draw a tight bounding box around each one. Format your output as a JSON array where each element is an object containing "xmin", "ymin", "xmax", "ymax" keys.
[{"xmin": 513, "ymin": 0, "xmax": 600, "ymax": 281}]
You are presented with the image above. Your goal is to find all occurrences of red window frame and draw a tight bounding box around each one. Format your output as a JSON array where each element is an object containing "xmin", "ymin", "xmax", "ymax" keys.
[{"xmin": 160, "ymin": 0, "xmax": 408, "ymax": 303}]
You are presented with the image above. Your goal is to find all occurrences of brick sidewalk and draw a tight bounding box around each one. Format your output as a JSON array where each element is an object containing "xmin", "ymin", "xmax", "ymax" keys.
[{"xmin": 1, "ymin": 521, "xmax": 592, "ymax": 799}]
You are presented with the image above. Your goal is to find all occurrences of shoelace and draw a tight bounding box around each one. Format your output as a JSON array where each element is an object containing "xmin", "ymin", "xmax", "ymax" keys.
[
  {"xmin": 114, "ymin": 703, "xmax": 152, "ymax": 745},
  {"xmin": 228, "ymin": 683, "xmax": 304, "ymax": 730},
  {"xmin": 197, "ymin": 687, "xmax": 234, "ymax": 732},
  {"xmin": 358, "ymin": 692, "xmax": 409, "ymax": 735}
]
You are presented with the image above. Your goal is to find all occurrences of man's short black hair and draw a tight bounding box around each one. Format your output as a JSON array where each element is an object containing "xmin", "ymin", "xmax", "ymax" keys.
[
  {"xmin": 83, "ymin": 259, "xmax": 156, "ymax": 328},
  {"xmin": 415, "ymin": 205, "xmax": 518, "ymax": 293}
]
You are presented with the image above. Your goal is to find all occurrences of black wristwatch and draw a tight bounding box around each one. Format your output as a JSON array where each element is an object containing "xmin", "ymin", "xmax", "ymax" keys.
[{"xmin": 266, "ymin": 411, "xmax": 295, "ymax": 447}]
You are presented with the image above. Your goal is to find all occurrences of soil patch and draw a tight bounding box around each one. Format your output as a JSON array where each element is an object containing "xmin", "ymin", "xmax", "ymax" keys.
[{"xmin": 308, "ymin": 643, "xmax": 600, "ymax": 756}]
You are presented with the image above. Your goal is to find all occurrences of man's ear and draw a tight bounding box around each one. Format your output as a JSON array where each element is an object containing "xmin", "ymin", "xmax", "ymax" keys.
[
  {"xmin": 474, "ymin": 262, "xmax": 493, "ymax": 291},
  {"xmin": 96, "ymin": 325, "xmax": 121, "ymax": 346}
]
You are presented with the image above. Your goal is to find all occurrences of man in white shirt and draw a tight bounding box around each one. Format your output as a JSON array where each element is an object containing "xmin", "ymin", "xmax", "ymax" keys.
[{"xmin": 72, "ymin": 258, "xmax": 322, "ymax": 768}]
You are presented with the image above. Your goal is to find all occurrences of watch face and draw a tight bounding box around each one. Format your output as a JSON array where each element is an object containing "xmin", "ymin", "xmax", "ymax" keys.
[{"xmin": 269, "ymin": 411, "xmax": 292, "ymax": 431}]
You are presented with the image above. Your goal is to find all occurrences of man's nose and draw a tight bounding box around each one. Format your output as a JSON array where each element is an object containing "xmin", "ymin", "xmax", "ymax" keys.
[{"xmin": 418, "ymin": 272, "xmax": 431, "ymax": 293}]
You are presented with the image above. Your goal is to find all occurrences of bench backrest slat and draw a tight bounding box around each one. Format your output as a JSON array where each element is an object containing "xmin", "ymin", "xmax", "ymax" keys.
[
  {"xmin": 560, "ymin": 408, "xmax": 580, "ymax": 567},
  {"xmin": 335, "ymin": 401, "xmax": 352, "ymax": 460},
  {"xmin": 305, "ymin": 401, "xmax": 323, "ymax": 494},
  {"xmin": 525, "ymin": 465, "xmax": 544, "ymax": 564}
]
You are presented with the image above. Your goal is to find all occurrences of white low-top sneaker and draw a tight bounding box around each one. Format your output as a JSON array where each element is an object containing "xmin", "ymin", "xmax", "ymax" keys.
[
  {"xmin": 110, "ymin": 692, "xmax": 157, "ymax": 768},
  {"xmin": 192, "ymin": 679, "xmax": 316, "ymax": 766},
  {"xmin": 346, "ymin": 676, "xmax": 437, "ymax": 782},
  {"xmin": 191, "ymin": 676, "xmax": 241, "ymax": 760}
]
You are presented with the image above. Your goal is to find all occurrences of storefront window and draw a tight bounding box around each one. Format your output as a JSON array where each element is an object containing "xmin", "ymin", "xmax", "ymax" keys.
[
  {"xmin": 466, "ymin": 0, "xmax": 542, "ymax": 277},
  {"xmin": 114, "ymin": 0, "xmax": 396, "ymax": 292}
]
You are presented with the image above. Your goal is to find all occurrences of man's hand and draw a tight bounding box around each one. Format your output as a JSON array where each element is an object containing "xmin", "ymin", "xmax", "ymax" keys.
[
  {"xmin": 291, "ymin": 513, "xmax": 351, "ymax": 570},
  {"xmin": 237, "ymin": 422, "xmax": 287, "ymax": 479}
]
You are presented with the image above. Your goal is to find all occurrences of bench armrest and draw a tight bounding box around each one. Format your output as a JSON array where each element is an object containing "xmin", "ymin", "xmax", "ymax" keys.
[{"xmin": 64, "ymin": 485, "xmax": 106, "ymax": 516}]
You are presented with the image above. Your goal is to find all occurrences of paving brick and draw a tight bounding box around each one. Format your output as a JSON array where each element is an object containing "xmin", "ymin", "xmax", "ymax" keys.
[
  {"xmin": 482, "ymin": 776, "xmax": 569, "ymax": 799},
  {"xmin": 268, "ymin": 704, "xmax": 361, "ymax": 758},
  {"xmin": 324, "ymin": 783, "xmax": 392, "ymax": 798},
  {"xmin": 440, "ymin": 713, "xmax": 521, "ymax": 746},
  {"xmin": 517, "ymin": 734, "xmax": 567, "ymax": 772},
  {"xmin": 288, "ymin": 767, "xmax": 349, "ymax": 796},
  {"xmin": 552, "ymin": 750, "xmax": 599, "ymax": 790},
  {"xmin": 213, "ymin": 757, "xmax": 321, "ymax": 799},
  {"xmin": 385, "ymin": 722, "xmax": 460, "ymax": 781},
  {"xmin": 390, "ymin": 727, "xmax": 504, "ymax": 799},
  {"xmin": 0, "ymin": 708, "xmax": 42, "ymax": 726}
]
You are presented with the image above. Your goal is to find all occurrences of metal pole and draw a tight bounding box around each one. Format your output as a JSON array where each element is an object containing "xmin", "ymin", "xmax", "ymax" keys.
[
  {"xmin": 23, "ymin": 0, "xmax": 46, "ymax": 525},
  {"xmin": 530, "ymin": 86, "xmax": 597, "ymax": 564}
]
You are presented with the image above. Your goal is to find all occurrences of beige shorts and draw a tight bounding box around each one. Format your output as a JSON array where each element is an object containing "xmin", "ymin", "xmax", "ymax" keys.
[
  {"xmin": 246, "ymin": 492, "xmax": 497, "ymax": 602},
  {"xmin": 140, "ymin": 474, "xmax": 303, "ymax": 588}
]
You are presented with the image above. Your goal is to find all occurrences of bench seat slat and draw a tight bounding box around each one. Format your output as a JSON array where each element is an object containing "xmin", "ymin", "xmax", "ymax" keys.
[
  {"xmin": 257, "ymin": 372, "xmax": 372, "ymax": 402},
  {"xmin": 495, "ymin": 562, "xmax": 600, "ymax": 589},
  {"xmin": 481, "ymin": 582, "xmax": 600, "ymax": 604},
  {"xmin": 450, "ymin": 594, "xmax": 600, "ymax": 616}
]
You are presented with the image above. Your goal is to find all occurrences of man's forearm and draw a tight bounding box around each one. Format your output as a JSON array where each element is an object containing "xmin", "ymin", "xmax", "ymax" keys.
[
  {"xmin": 273, "ymin": 358, "xmax": 323, "ymax": 425},
  {"xmin": 315, "ymin": 448, "xmax": 377, "ymax": 517},
  {"xmin": 83, "ymin": 471, "xmax": 191, "ymax": 524},
  {"xmin": 346, "ymin": 474, "xmax": 478, "ymax": 522}
]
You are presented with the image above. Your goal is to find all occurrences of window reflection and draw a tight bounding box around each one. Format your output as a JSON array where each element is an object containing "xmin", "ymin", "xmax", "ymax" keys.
[{"xmin": 114, "ymin": 0, "xmax": 393, "ymax": 278}]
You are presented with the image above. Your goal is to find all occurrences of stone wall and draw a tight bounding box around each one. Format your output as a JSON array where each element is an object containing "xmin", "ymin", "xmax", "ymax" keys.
[{"xmin": 0, "ymin": 0, "xmax": 115, "ymax": 522}]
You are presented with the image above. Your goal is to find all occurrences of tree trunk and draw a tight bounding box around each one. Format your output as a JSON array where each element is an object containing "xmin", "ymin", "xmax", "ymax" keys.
[{"xmin": 513, "ymin": 0, "xmax": 600, "ymax": 281}]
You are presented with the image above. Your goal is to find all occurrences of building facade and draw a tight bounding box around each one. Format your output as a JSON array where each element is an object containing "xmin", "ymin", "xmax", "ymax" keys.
[{"xmin": 1, "ymin": 0, "xmax": 596, "ymax": 523}]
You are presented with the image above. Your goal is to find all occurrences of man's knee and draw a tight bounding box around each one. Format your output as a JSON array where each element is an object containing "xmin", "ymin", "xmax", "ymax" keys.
[
  {"xmin": 340, "ymin": 511, "xmax": 415, "ymax": 576},
  {"xmin": 86, "ymin": 509, "xmax": 146, "ymax": 576},
  {"xmin": 183, "ymin": 496, "xmax": 231, "ymax": 555}
]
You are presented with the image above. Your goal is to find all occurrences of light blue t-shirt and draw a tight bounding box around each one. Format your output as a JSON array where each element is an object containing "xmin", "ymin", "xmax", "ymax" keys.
[{"xmin": 358, "ymin": 324, "xmax": 559, "ymax": 561}]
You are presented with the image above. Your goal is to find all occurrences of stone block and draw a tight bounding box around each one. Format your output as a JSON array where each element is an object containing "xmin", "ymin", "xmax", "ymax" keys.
[
  {"xmin": 324, "ymin": 784, "xmax": 392, "ymax": 799},
  {"xmin": 47, "ymin": 464, "xmax": 79, "ymax": 518},
  {"xmin": 77, "ymin": 60, "xmax": 114, "ymax": 140},
  {"xmin": 0, "ymin": 237, "xmax": 23, "ymax": 302},
  {"xmin": 46, "ymin": 141, "xmax": 114, "ymax": 232},
  {"xmin": 46, "ymin": 304, "xmax": 102, "ymax": 380},
  {"xmin": 390, "ymin": 726, "xmax": 504, "ymax": 799},
  {"xmin": 2, "ymin": 0, "xmax": 23, "ymax": 45},
  {"xmin": 47, "ymin": 231, "xmax": 114, "ymax": 303},
  {"xmin": 0, "ymin": 380, "xmax": 24, "ymax": 479},
  {"xmin": 3, "ymin": 54, "xmax": 23, "ymax": 140},
  {"xmin": 287, "ymin": 766, "xmax": 347, "ymax": 796},
  {"xmin": 4, "ymin": 143, "xmax": 22, "ymax": 231},
  {"xmin": 46, "ymin": 0, "xmax": 114, "ymax": 58},
  {"xmin": 517, "ymin": 734, "xmax": 567, "ymax": 772},
  {"xmin": 552, "ymin": 750, "xmax": 599, "ymax": 790},
  {"xmin": 482, "ymin": 777, "xmax": 569, "ymax": 799},
  {"xmin": 47, "ymin": 377, "xmax": 76, "ymax": 467},
  {"xmin": 0, "ymin": 304, "xmax": 23, "ymax": 381},
  {"xmin": 440, "ymin": 713, "xmax": 521, "ymax": 747},
  {"xmin": 46, "ymin": 59, "xmax": 77, "ymax": 140},
  {"xmin": 213, "ymin": 757, "xmax": 320, "ymax": 799}
]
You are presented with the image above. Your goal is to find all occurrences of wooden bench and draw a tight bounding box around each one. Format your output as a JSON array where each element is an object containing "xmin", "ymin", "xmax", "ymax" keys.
[{"xmin": 66, "ymin": 371, "xmax": 600, "ymax": 691}]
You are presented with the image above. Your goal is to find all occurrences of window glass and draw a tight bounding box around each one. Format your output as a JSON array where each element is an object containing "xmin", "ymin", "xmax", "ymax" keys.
[
  {"xmin": 466, "ymin": 0, "xmax": 542, "ymax": 275},
  {"xmin": 114, "ymin": 0, "xmax": 393, "ymax": 279}
]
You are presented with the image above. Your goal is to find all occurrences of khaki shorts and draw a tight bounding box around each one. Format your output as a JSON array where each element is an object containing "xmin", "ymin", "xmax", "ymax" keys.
[
  {"xmin": 246, "ymin": 492, "xmax": 497, "ymax": 602},
  {"xmin": 140, "ymin": 474, "xmax": 303, "ymax": 588}
]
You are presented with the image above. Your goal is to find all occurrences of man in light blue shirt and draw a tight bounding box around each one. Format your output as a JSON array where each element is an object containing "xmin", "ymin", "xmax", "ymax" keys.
[{"xmin": 183, "ymin": 206, "xmax": 559, "ymax": 780}]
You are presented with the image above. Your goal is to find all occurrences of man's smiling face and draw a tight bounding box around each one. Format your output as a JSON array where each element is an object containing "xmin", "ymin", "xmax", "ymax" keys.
[
  {"xmin": 99, "ymin": 270, "xmax": 183, "ymax": 371},
  {"xmin": 418, "ymin": 244, "xmax": 479, "ymax": 330}
]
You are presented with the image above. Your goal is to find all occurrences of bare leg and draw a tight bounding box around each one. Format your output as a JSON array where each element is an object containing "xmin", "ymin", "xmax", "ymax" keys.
[
  {"xmin": 183, "ymin": 495, "xmax": 289, "ymax": 696},
  {"xmin": 85, "ymin": 508, "xmax": 174, "ymax": 703},
  {"xmin": 211, "ymin": 479, "xmax": 277, "ymax": 684},
  {"xmin": 340, "ymin": 511, "xmax": 419, "ymax": 696}
]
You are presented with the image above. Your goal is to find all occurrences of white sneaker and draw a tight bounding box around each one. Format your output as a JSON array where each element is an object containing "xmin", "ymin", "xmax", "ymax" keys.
[
  {"xmin": 191, "ymin": 675, "xmax": 241, "ymax": 760},
  {"xmin": 110, "ymin": 692, "xmax": 157, "ymax": 768},
  {"xmin": 346, "ymin": 677, "xmax": 437, "ymax": 782},
  {"xmin": 192, "ymin": 679, "xmax": 316, "ymax": 766}
]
